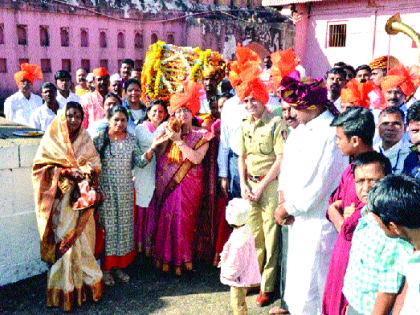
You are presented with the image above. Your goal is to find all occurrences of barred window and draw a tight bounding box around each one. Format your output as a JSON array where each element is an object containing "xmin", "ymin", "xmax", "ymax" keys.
[
  {"xmin": 151, "ymin": 33, "xmax": 158, "ymax": 44},
  {"xmin": 61, "ymin": 27, "xmax": 70, "ymax": 47},
  {"xmin": 40, "ymin": 26, "xmax": 50, "ymax": 47},
  {"xmin": 117, "ymin": 32, "xmax": 125, "ymax": 48},
  {"xmin": 167, "ymin": 34, "xmax": 174, "ymax": 45},
  {"xmin": 62, "ymin": 59, "xmax": 71, "ymax": 72},
  {"xmin": 81, "ymin": 29, "xmax": 89, "ymax": 47},
  {"xmin": 99, "ymin": 31, "xmax": 107, "ymax": 48},
  {"xmin": 100, "ymin": 59, "xmax": 108, "ymax": 70},
  {"xmin": 0, "ymin": 24, "xmax": 4, "ymax": 45},
  {"xmin": 81, "ymin": 59, "xmax": 90, "ymax": 72},
  {"xmin": 41, "ymin": 59, "xmax": 52, "ymax": 73},
  {"xmin": 17, "ymin": 25, "xmax": 28, "ymax": 45},
  {"xmin": 134, "ymin": 32, "xmax": 143, "ymax": 49},
  {"xmin": 328, "ymin": 24, "xmax": 346, "ymax": 48},
  {"xmin": 0, "ymin": 58, "xmax": 7, "ymax": 73}
]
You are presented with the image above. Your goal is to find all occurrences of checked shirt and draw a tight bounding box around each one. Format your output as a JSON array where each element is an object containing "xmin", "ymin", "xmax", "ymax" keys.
[{"xmin": 342, "ymin": 207, "xmax": 411, "ymax": 315}]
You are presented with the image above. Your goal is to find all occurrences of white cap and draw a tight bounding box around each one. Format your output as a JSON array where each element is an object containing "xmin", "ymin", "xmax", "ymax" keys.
[
  {"xmin": 225, "ymin": 198, "xmax": 252, "ymax": 226},
  {"xmin": 110, "ymin": 73, "xmax": 122, "ymax": 82},
  {"xmin": 86, "ymin": 73, "xmax": 94, "ymax": 82}
]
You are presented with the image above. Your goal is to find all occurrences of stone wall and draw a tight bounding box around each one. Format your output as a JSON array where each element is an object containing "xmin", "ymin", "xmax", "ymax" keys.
[{"xmin": 0, "ymin": 122, "xmax": 46, "ymax": 286}]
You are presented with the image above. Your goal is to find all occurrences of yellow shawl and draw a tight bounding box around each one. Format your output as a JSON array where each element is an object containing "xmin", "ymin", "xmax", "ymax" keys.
[{"xmin": 32, "ymin": 111, "xmax": 101, "ymax": 263}]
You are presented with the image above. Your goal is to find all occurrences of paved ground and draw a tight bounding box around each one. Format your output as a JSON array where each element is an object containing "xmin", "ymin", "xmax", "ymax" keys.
[{"xmin": 0, "ymin": 256, "xmax": 284, "ymax": 315}]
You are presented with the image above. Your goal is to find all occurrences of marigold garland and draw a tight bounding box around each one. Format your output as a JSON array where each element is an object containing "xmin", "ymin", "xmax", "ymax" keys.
[{"xmin": 140, "ymin": 41, "xmax": 222, "ymax": 105}]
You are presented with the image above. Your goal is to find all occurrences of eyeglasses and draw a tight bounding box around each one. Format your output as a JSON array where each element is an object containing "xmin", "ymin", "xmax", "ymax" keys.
[
  {"xmin": 354, "ymin": 178, "xmax": 380, "ymax": 186},
  {"xmin": 175, "ymin": 108, "xmax": 191, "ymax": 115}
]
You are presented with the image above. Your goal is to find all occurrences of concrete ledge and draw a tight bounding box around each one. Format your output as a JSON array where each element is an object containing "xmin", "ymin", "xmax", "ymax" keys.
[
  {"xmin": 19, "ymin": 144, "xmax": 39, "ymax": 168},
  {"xmin": 0, "ymin": 146, "xmax": 19, "ymax": 170},
  {"xmin": 0, "ymin": 212, "xmax": 47, "ymax": 286}
]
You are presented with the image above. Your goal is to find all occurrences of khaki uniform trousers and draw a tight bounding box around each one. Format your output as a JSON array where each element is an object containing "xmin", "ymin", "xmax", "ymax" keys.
[
  {"xmin": 230, "ymin": 286, "xmax": 248, "ymax": 315},
  {"xmin": 247, "ymin": 179, "xmax": 281, "ymax": 293}
]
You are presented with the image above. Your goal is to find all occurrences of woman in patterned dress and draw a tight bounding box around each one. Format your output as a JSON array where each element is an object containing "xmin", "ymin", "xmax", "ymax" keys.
[{"xmin": 93, "ymin": 105, "xmax": 163, "ymax": 286}]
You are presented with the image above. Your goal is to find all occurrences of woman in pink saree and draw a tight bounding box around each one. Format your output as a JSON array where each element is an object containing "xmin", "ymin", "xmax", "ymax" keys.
[{"xmin": 148, "ymin": 81, "xmax": 213, "ymax": 275}]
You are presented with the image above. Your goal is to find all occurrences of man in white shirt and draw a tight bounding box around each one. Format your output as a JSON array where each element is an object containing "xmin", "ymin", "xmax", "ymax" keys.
[
  {"xmin": 4, "ymin": 63, "xmax": 43, "ymax": 126},
  {"xmin": 29, "ymin": 82, "xmax": 60, "ymax": 131},
  {"xmin": 55, "ymin": 70, "xmax": 80, "ymax": 108},
  {"xmin": 375, "ymin": 107, "xmax": 411, "ymax": 174},
  {"xmin": 273, "ymin": 72, "xmax": 347, "ymax": 315},
  {"xmin": 217, "ymin": 95, "xmax": 247, "ymax": 198}
]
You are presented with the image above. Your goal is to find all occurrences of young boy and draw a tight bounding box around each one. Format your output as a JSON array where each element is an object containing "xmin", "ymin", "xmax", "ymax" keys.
[
  {"xmin": 323, "ymin": 107, "xmax": 375, "ymax": 315},
  {"xmin": 342, "ymin": 169, "xmax": 413, "ymax": 315},
  {"xmin": 368, "ymin": 174, "xmax": 419, "ymax": 314}
]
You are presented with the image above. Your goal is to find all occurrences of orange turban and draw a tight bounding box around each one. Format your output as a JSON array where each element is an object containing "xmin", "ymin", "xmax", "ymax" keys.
[
  {"xmin": 369, "ymin": 55, "xmax": 399, "ymax": 70},
  {"xmin": 270, "ymin": 48, "xmax": 299, "ymax": 89},
  {"xmin": 229, "ymin": 44, "xmax": 261, "ymax": 88},
  {"xmin": 14, "ymin": 63, "xmax": 43, "ymax": 86},
  {"xmin": 170, "ymin": 80, "xmax": 204, "ymax": 116},
  {"xmin": 341, "ymin": 79, "xmax": 379, "ymax": 108},
  {"xmin": 93, "ymin": 67, "xmax": 109, "ymax": 77},
  {"xmin": 235, "ymin": 65, "xmax": 269, "ymax": 105},
  {"xmin": 380, "ymin": 63, "xmax": 420, "ymax": 96}
]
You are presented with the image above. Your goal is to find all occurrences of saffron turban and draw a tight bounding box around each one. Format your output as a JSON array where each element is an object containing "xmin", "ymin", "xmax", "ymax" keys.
[
  {"xmin": 369, "ymin": 55, "xmax": 399, "ymax": 70},
  {"xmin": 380, "ymin": 63, "xmax": 420, "ymax": 96},
  {"xmin": 270, "ymin": 48, "xmax": 299, "ymax": 89},
  {"xmin": 92, "ymin": 67, "xmax": 109, "ymax": 77},
  {"xmin": 229, "ymin": 44, "xmax": 261, "ymax": 88},
  {"xmin": 170, "ymin": 80, "xmax": 204, "ymax": 116},
  {"xmin": 235, "ymin": 64, "xmax": 269, "ymax": 105},
  {"xmin": 341, "ymin": 79, "xmax": 382, "ymax": 109},
  {"xmin": 14, "ymin": 63, "xmax": 43, "ymax": 86},
  {"xmin": 279, "ymin": 71, "xmax": 339, "ymax": 116}
]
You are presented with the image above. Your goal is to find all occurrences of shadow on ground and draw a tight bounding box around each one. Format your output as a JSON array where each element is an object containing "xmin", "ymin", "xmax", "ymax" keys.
[{"xmin": 0, "ymin": 256, "xmax": 283, "ymax": 314}]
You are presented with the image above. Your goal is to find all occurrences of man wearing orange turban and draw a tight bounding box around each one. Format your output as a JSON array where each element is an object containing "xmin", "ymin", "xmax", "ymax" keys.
[
  {"xmin": 380, "ymin": 63, "xmax": 420, "ymax": 115},
  {"xmin": 4, "ymin": 63, "xmax": 43, "ymax": 126},
  {"xmin": 237, "ymin": 63, "xmax": 287, "ymax": 307},
  {"xmin": 218, "ymin": 44, "xmax": 262, "ymax": 201},
  {"xmin": 340, "ymin": 78, "xmax": 384, "ymax": 112},
  {"xmin": 369, "ymin": 55, "xmax": 399, "ymax": 86},
  {"xmin": 80, "ymin": 67, "xmax": 110, "ymax": 129}
]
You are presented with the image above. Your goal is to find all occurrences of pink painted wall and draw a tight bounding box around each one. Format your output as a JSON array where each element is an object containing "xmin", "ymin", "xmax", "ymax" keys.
[
  {"xmin": 294, "ymin": 0, "xmax": 420, "ymax": 78},
  {"xmin": 0, "ymin": 7, "xmax": 186, "ymax": 98}
]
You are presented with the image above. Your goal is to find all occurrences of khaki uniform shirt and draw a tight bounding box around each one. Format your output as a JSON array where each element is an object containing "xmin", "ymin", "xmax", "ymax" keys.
[{"xmin": 239, "ymin": 110, "xmax": 287, "ymax": 176}]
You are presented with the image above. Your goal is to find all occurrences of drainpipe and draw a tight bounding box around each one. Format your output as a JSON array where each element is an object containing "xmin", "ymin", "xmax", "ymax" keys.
[{"xmin": 372, "ymin": 10, "xmax": 378, "ymax": 59}]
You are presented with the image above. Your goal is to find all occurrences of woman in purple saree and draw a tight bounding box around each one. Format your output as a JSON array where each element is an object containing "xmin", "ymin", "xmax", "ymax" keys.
[{"xmin": 147, "ymin": 81, "xmax": 213, "ymax": 275}]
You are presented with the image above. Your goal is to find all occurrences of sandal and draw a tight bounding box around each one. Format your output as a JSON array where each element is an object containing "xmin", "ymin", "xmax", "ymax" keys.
[
  {"xmin": 269, "ymin": 306, "xmax": 290, "ymax": 314},
  {"xmin": 114, "ymin": 268, "xmax": 130, "ymax": 282},
  {"xmin": 103, "ymin": 271, "xmax": 115, "ymax": 286}
]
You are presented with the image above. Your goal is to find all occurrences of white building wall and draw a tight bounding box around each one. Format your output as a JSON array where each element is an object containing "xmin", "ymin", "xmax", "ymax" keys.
[{"xmin": 303, "ymin": 0, "xmax": 420, "ymax": 78}]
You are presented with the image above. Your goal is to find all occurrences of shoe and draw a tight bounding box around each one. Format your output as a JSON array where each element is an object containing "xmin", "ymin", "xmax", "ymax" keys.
[
  {"xmin": 114, "ymin": 268, "xmax": 130, "ymax": 282},
  {"xmin": 256, "ymin": 291, "xmax": 271, "ymax": 306},
  {"xmin": 103, "ymin": 271, "xmax": 115, "ymax": 286},
  {"xmin": 269, "ymin": 306, "xmax": 290, "ymax": 314}
]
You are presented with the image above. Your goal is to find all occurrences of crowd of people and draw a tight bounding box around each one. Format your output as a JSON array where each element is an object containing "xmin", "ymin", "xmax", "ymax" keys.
[{"xmin": 3, "ymin": 43, "xmax": 420, "ymax": 315}]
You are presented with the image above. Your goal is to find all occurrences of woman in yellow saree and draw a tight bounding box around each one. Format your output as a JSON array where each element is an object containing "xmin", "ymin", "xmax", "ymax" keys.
[{"xmin": 32, "ymin": 102, "xmax": 103, "ymax": 311}]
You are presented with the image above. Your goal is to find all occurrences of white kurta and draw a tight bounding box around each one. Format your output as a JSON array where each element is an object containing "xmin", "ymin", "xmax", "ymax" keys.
[
  {"xmin": 133, "ymin": 122, "xmax": 166, "ymax": 207},
  {"xmin": 278, "ymin": 110, "xmax": 348, "ymax": 315},
  {"xmin": 4, "ymin": 91, "xmax": 42, "ymax": 126},
  {"xmin": 29, "ymin": 104, "xmax": 58, "ymax": 131},
  {"xmin": 56, "ymin": 91, "xmax": 81, "ymax": 109}
]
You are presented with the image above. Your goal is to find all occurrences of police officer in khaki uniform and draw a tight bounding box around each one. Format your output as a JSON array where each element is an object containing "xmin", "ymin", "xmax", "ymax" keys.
[{"xmin": 236, "ymin": 65, "xmax": 287, "ymax": 307}]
